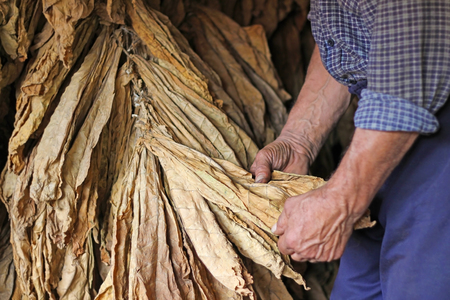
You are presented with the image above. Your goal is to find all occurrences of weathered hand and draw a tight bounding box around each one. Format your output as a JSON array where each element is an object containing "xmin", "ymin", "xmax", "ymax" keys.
[
  {"xmin": 272, "ymin": 185, "xmax": 360, "ymax": 262},
  {"xmin": 250, "ymin": 137, "xmax": 313, "ymax": 183}
]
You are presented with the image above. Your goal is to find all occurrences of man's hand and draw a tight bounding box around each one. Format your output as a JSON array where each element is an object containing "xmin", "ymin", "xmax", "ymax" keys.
[
  {"xmin": 272, "ymin": 128, "xmax": 419, "ymax": 262},
  {"xmin": 250, "ymin": 137, "xmax": 313, "ymax": 183},
  {"xmin": 272, "ymin": 184, "xmax": 359, "ymax": 262},
  {"xmin": 250, "ymin": 45, "xmax": 351, "ymax": 183}
]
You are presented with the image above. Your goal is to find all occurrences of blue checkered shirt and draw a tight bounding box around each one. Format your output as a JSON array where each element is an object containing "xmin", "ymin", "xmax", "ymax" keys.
[{"xmin": 308, "ymin": 0, "xmax": 450, "ymax": 134}]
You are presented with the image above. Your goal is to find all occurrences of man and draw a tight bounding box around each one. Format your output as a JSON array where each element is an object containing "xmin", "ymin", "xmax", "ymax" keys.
[{"xmin": 250, "ymin": 0, "xmax": 450, "ymax": 298}]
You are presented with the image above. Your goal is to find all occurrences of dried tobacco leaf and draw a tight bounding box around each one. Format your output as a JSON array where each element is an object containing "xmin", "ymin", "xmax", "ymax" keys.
[
  {"xmin": 42, "ymin": 0, "xmax": 94, "ymax": 66},
  {"xmin": 127, "ymin": 147, "xmax": 184, "ymax": 300},
  {"xmin": 208, "ymin": 201, "xmax": 308, "ymax": 289},
  {"xmin": 175, "ymin": 15, "xmax": 254, "ymax": 140},
  {"xmin": 163, "ymin": 184, "xmax": 198, "ymax": 300},
  {"xmin": 0, "ymin": 202, "xmax": 14, "ymax": 300},
  {"xmin": 0, "ymin": 0, "xmax": 39, "ymax": 60},
  {"xmin": 158, "ymin": 11, "xmax": 258, "ymax": 164},
  {"xmin": 98, "ymin": 144, "xmax": 137, "ymax": 300},
  {"xmin": 70, "ymin": 137, "xmax": 101, "ymax": 258},
  {"xmin": 0, "ymin": 0, "xmax": 19, "ymax": 59},
  {"xmin": 250, "ymin": 0, "xmax": 278, "ymax": 37},
  {"xmin": 132, "ymin": 55, "xmax": 247, "ymax": 168},
  {"xmin": 96, "ymin": 119, "xmax": 140, "ymax": 300},
  {"xmin": 269, "ymin": 12, "xmax": 305, "ymax": 98},
  {"xmin": 179, "ymin": 234, "xmax": 217, "ymax": 300},
  {"xmin": 244, "ymin": 258, "xmax": 294, "ymax": 300},
  {"xmin": 182, "ymin": 11, "xmax": 268, "ymax": 146},
  {"xmin": 8, "ymin": 17, "xmax": 97, "ymax": 173},
  {"xmin": 6, "ymin": 146, "xmax": 44, "ymax": 299},
  {"xmin": 97, "ymin": 63, "xmax": 134, "ymax": 271},
  {"xmin": 16, "ymin": 0, "xmax": 42, "ymax": 61},
  {"xmin": 127, "ymin": 0, "xmax": 212, "ymax": 103},
  {"xmin": 30, "ymin": 25, "xmax": 121, "ymax": 249},
  {"xmin": 160, "ymin": 0, "xmax": 185, "ymax": 27},
  {"xmin": 160, "ymin": 145, "xmax": 254, "ymax": 298},
  {"xmin": 196, "ymin": 6, "xmax": 290, "ymax": 103},
  {"xmin": 57, "ymin": 235, "xmax": 96, "ymax": 300},
  {"xmin": 106, "ymin": 0, "xmax": 125, "ymax": 24}
]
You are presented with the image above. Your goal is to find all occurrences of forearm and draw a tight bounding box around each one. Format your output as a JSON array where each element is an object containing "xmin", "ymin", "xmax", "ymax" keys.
[
  {"xmin": 327, "ymin": 128, "xmax": 419, "ymax": 217},
  {"xmin": 280, "ymin": 45, "xmax": 351, "ymax": 163}
]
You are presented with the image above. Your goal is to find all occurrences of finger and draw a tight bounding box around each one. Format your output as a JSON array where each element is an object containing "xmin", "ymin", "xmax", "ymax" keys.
[
  {"xmin": 277, "ymin": 234, "xmax": 295, "ymax": 256},
  {"xmin": 290, "ymin": 253, "xmax": 307, "ymax": 262},
  {"xmin": 250, "ymin": 154, "xmax": 272, "ymax": 183},
  {"xmin": 272, "ymin": 210, "xmax": 287, "ymax": 236},
  {"xmin": 253, "ymin": 164, "xmax": 272, "ymax": 183}
]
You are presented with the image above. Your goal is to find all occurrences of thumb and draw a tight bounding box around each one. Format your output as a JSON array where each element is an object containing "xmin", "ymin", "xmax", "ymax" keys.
[
  {"xmin": 250, "ymin": 155, "xmax": 272, "ymax": 184},
  {"xmin": 271, "ymin": 210, "xmax": 287, "ymax": 236}
]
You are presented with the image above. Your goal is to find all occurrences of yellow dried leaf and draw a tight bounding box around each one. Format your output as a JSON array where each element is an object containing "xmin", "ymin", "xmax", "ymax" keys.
[
  {"xmin": 160, "ymin": 144, "xmax": 254, "ymax": 298},
  {"xmin": 128, "ymin": 148, "xmax": 184, "ymax": 300},
  {"xmin": 132, "ymin": 55, "xmax": 244, "ymax": 167},
  {"xmin": 127, "ymin": 0, "xmax": 212, "ymax": 102}
]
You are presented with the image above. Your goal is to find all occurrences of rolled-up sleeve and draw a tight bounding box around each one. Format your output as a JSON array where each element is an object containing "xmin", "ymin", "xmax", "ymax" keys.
[{"xmin": 354, "ymin": 0, "xmax": 450, "ymax": 134}]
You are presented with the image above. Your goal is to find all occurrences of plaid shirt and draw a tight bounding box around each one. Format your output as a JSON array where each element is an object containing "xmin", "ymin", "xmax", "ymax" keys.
[{"xmin": 308, "ymin": 0, "xmax": 450, "ymax": 134}]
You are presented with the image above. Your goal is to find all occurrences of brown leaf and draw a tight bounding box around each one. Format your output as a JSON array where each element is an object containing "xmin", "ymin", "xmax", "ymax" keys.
[
  {"xmin": 250, "ymin": 0, "xmax": 278, "ymax": 37},
  {"xmin": 8, "ymin": 17, "xmax": 97, "ymax": 173},
  {"xmin": 158, "ymin": 136, "xmax": 254, "ymax": 298},
  {"xmin": 30, "ymin": 25, "xmax": 120, "ymax": 248},
  {"xmin": 244, "ymin": 258, "xmax": 294, "ymax": 300},
  {"xmin": 197, "ymin": 7, "xmax": 290, "ymax": 103},
  {"xmin": 183, "ymin": 12, "xmax": 267, "ymax": 146},
  {"xmin": 127, "ymin": 0, "xmax": 212, "ymax": 102},
  {"xmin": 0, "ymin": 1, "xmax": 19, "ymax": 59},
  {"xmin": 160, "ymin": 0, "xmax": 185, "ymax": 27},
  {"xmin": 0, "ymin": 202, "xmax": 14, "ymax": 300},
  {"xmin": 163, "ymin": 184, "xmax": 198, "ymax": 300},
  {"xmin": 128, "ymin": 147, "xmax": 184, "ymax": 300},
  {"xmin": 42, "ymin": 0, "xmax": 94, "ymax": 66},
  {"xmin": 107, "ymin": 0, "xmax": 125, "ymax": 24}
]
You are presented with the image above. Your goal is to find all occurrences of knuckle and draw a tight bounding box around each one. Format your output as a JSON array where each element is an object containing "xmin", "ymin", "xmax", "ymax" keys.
[
  {"xmin": 277, "ymin": 237, "xmax": 292, "ymax": 255},
  {"xmin": 283, "ymin": 197, "xmax": 296, "ymax": 210},
  {"xmin": 291, "ymin": 253, "xmax": 304, "ymax": 262},
  {"xmin": 284, "ymin": 233, "xmax": 298, "ymax": 249}
]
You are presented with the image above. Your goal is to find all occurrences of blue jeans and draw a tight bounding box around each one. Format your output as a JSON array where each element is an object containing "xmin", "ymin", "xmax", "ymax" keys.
[{"xmin": 331, "ymin": 101, "xmax": 450, "ymax": 299}]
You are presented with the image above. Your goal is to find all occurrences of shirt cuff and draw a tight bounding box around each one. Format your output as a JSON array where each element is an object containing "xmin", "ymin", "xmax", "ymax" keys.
[{"xmin": 354, "ymin": 89, "xmax": 439, "ymax": 134}]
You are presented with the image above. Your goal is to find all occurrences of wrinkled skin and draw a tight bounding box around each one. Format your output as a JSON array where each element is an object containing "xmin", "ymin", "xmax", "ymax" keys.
[
  {"xmin": 272, "ymin": 185, "xmax": 355, "ymax": 262},
  {"xmin": 250, "ymin": 137, "xmax": 312, "ymax": 183}
]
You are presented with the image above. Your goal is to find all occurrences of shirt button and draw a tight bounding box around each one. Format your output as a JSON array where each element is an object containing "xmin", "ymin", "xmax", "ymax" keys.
[{"xmin": 326, "ymin": 39, "xmax": 335, "ymax": 47}]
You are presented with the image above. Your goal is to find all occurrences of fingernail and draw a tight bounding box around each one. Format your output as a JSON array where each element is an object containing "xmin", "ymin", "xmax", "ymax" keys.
[
  {"xmin": 271, "ymin": 223, "xmax": 277, "ymax": 233},
  {"xmin": 255, "ymin": 175, "xmax": 265, "ymax": 183}
]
